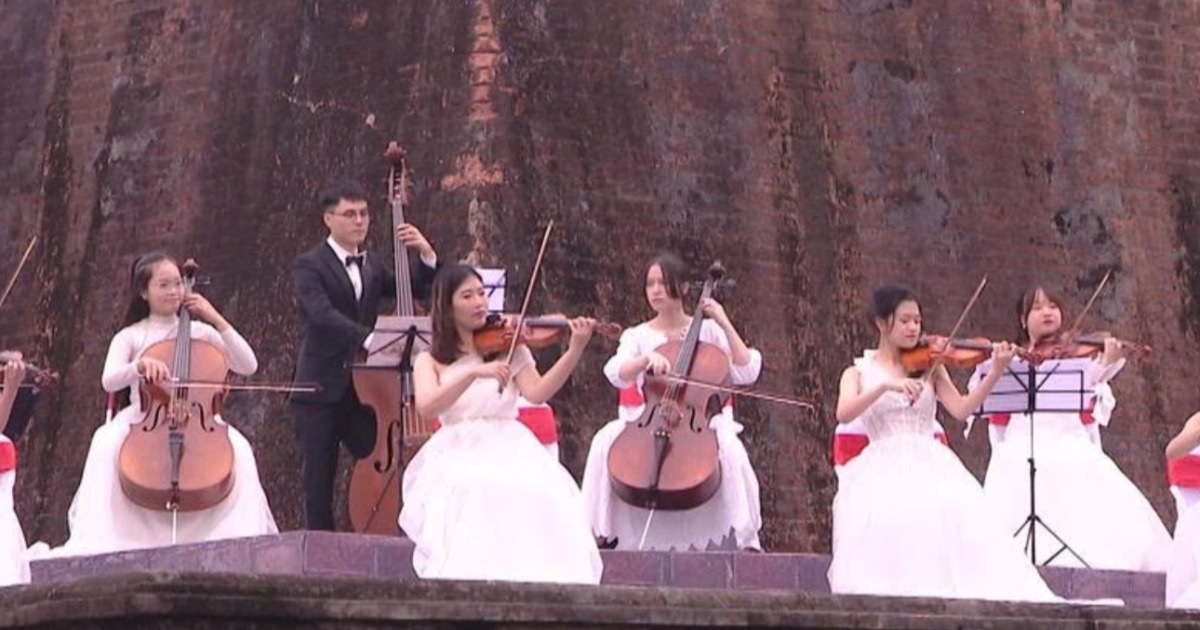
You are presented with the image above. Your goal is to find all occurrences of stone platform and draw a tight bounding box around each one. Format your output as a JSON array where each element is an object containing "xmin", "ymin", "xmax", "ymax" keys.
[
  {"xmin": 3, "ymin": 570, "xmax": 1200, "ymax": 628},
  {"xmin": 27, "ymin": 531, "xmax": 1168, "ymax": 610}
]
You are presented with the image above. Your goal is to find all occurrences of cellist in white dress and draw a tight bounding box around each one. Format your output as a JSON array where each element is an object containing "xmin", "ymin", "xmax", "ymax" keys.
[
  {"xmin": 0, "ymin": 357, "xmax": 30, "ymax": 585},
  {"xmin": 31, "ymin": 252, "xmax": 277, "ymax": 557},
  {"xmin": 580, "ymin": 253, "xmax": 763, "ymax": 551},
  {"xmin": 400, "ymin": 264, "xmax": 602, "ymax": 584},
  {"xmin": 829, "ymin": 286, "xmax": 1060, "ymax": 602},
  {"xmin": 972, "ymin": 285, "xmax": 1170, "ymax": 572}
]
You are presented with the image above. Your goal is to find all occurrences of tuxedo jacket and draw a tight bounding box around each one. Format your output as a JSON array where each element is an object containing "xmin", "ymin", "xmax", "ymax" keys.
[{"xmin": 290, "ymin": 242, "xmax": 437, "ymax": 405}]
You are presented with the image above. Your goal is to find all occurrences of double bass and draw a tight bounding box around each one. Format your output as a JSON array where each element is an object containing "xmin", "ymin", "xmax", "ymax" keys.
[
  {"xmin": 117, "ymin": 260, "xmax": 235, "ymax": 511},
  {"xmin": 607, "ymin": 263, "xmax": 728, "ymax": 510},
  {"xmin": 348, "ymin": 141, "xmax": 431, "ymax": 535}
]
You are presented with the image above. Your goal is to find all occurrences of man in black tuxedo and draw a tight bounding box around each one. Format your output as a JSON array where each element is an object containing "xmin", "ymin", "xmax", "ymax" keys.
[{"xmin": 290, "ymin": 180, "xmax": 438, "ymax": 530}]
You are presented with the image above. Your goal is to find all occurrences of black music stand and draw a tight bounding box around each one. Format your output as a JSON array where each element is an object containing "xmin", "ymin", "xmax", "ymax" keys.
[
  {"xmin": 360, "ymin": 315, "xmax": 433, "ymax": 370},
  {"xmin": 976, "ymin": 357, "xmax": 1093, "ymax": 568}
]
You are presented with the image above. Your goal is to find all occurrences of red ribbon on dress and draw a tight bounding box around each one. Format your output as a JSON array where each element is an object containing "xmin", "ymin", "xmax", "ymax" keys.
[
  {"xmin": 0, "ymin": 441, "xmax": 17, "ymax": 472},
  {"xmin": 832, "ymin": 431, "xmax": 948, "ymax": 467},
  {"xmin": 1168, "ymin": 456, "xmax": 1200, "ymax": 488},
  {"xmin": 428, "ymin": 405, "xmax": 559, "ymax": 446}
]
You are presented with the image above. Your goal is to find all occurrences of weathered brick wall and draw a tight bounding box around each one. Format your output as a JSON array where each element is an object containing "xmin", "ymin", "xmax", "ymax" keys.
[{"xmin": 2, "ymin": 0, "xmax": 1198, "ymax": 552}]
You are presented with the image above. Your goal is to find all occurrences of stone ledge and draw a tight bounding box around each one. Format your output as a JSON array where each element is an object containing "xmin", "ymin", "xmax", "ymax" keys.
[
  {"xmin": 28, "ymin": 532, "xmax": 1166, "ymax": 609},
  {"xmin": 2, "ymin": 571, "xmax": 1198, "ymax": 629}
]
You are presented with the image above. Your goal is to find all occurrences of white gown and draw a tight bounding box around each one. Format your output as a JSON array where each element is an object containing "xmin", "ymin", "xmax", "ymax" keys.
[
  {"xmin": 971, "ymin": 359, "xmax": 1171, "ymax": 571},
  {"xmin": 580, "ymin": 320, "xmax": 764, "ymax": 551},
  {"xmin": 399, "ymin": 346, "xmax": 602, "ymax": 584},
  {"xmin": 1168, "ymin": 499, "xmax": 1200, "ymax": 609},
  {"xmin": 0, "ymin": 436, "xmax": 28, "ymax": 585},
  {"xmin": 828, "ymin": 352, "xmax": 1060, "ymax": 602},
  {"xmin": 30, "ymin": 315, "xmax": 278, "ymax": 558}
]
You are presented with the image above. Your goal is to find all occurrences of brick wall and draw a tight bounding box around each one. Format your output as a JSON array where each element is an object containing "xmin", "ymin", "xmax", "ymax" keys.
[{"xmin": 2, "ymin": 0, "xmax": 1198, "ymax": 552}]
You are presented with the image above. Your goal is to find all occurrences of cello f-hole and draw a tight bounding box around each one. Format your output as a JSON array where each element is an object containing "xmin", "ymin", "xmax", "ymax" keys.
[
  {"xmin": 375, "ymin": 421, "xmax": 400, "ymax": 475},
  {"xmin": 192, "ymin": 401, "xmax": 216, "ymax": 432}
]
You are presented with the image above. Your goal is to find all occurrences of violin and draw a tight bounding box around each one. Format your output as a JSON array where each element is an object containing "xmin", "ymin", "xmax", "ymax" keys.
[
  {"xmin": 475, "ymin": 313, "xmax": 622, "ymax": 358},
  {"xmin": 117, "ymin": 259, "xmax": 235, "ymax": 512},
  {"xmin": 0, "ymin": 351, "xmax": 55, "ymax": 441},
  {"xmin": 901, "ymin": 335, "xmax": 998, "ymax": 375},
  {"xmin": 0, "ymin": 351, "xmax": 59, "ymax": 389},
  {"xmin": 1024, "ymin": 331, "xmax": 1151, "ymax": 365}
]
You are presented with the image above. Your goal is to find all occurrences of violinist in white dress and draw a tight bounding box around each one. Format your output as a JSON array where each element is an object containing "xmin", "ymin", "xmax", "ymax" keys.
[
  {"xmin": 580, "ymin": 253, "xmax": 763, "ymax": 551},
  {"xmin": 973, "ymin": 285, "xmax": 1169, "ymax": 571},
  {"xmin": 400, "ymin": 264, "xmax": 602, "ymax": 584},
  {"xmin": 33, "ymin": 252, "xmax": 277, "ymax": 557},
  {"xmin": 829, "ymin": 286, "xmax": 1059, "ymax": 602},
  {"xmin": 0, "ymin": 356, "xmax": 30, "ymax": 585}
]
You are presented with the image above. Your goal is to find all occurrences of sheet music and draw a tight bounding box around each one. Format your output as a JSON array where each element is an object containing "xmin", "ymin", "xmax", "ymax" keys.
[
  {"xmin": 477, "ymin": 267, "xmax": 506, "ymax": 313},
  {"xmin": 976, "ymin": 357, "xmax": 1094, "ymax": 415},
  {"xmin": 364, "ymin": 315, "xmax": 433, "ymax": 367}
]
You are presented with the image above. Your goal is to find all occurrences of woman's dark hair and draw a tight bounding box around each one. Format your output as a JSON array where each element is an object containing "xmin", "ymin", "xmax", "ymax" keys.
[
  {"xmin": 429, "ymin": 264, "xmax": 485, "ymax": 364},
  {"xmin": 318, "ymin": 179, "xmax": 368, "ymax": 215},
  {"xmin": 870, "ymin": 285, "xmax": 920, "ymax": 330},
  {"xmin": 1015, "ymin": 284, "xmax": 1065, "ymax": 344},
  {"xmin": 116, "ymin": 251, "xmax": 177, "ymax": 410},
  {"xmin": 121, "ymin": 251, "xmax": 177, "ymax": 329},
  {"xmin": 646, "ymin": 252, "xmax": 688, "ymax": 300}
]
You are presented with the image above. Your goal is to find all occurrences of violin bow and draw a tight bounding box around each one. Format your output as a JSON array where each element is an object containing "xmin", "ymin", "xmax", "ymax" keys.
[
  {"xmin": 1064, "ymin": 269, "xmax": 1112, "ymax": 339},
  {"xmin": 157, "ymin": 379, "xmax": 321, "ymax": 393},
  {"xmin": 654, "ymin": 374, "xmax": 816, "ymax": 411},
  {"xmin": 499, "ymin": 220, "xmax": 555, "ymax": 391},
  {"xmin": 926, "ymin": 275, "xmax": 988, "ymax": 378},
  {"xmin": 0, "ymin": 236, "xmax": 37, "ymax": 312}
]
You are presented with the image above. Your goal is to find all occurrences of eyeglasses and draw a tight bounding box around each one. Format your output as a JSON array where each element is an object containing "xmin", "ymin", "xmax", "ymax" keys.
[{"xmin": 332, "ymin": 208, "xmax": 370, "ymax": 220}]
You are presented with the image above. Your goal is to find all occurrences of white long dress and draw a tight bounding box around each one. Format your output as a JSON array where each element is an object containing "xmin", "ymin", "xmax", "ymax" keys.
[
  {"xmin": 828, "ymin": 352, "xmax": 1060, "ymax": 602},
  {"xmin": 580, "ymin": 320, "xmax": 764, "ymax": 551},
  {"xmin": 970, "ymin": 358, "xmax": 1171, "ymax": 571},
  {"xmin": 0, "ymin": 435, "xmax": 28, "ymax": 585},
  {"xmin": 1168, "ymin": 498, "xmax": 1200, "ymax": 609},
  {"xmin": 399, "ymin": 346, "xmax": 602, "ymax": 584},
  {"xmin": 30, "ymin": 314, "xmax": 278, "ymax": 558}
]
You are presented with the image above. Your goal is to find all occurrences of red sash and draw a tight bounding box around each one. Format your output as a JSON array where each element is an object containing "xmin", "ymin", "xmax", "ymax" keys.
[
  {"xmin": 832, "ymin": 433, "xmax": 869, "ymax": 466},
  {"xmin": 429, "ymin": 405, "xmax": 559, "ymax": 446},
  {"xmin": 832, "ymin": 431, "xmax": 948, "ymax": 466},
  {"xmin": 1169, "ymin": 456, "xmax": 1200, "ymax": 488},
  {"xmin": 0, "ymin": 441, "xmax": 16, "ymax": 473}
]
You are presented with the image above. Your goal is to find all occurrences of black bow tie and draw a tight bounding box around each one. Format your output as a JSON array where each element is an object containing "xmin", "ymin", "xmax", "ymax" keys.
[{"xmin": 345, "ymin": 254, "xmax": 364, "ymax": 268}]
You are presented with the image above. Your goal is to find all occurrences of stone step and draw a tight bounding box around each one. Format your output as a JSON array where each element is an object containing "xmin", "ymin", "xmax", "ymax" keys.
[{"xmin": 28, "ymin": 531, "xmax": 1167, "ymax": 609}]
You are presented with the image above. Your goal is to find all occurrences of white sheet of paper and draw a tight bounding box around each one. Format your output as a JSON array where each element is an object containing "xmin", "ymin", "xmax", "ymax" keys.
[
  {"xmin": 976, "ymin": 357, "xmax": 1094, "ymax": 414},
  {"xmin": 477, "ymin": 267, "xmax": 506, "ymax": 312}
]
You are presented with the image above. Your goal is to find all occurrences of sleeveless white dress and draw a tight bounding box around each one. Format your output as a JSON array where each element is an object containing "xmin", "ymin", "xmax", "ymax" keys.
[
  {"xmin": 969, "ymin": 358, "xmax": 1171, "ymax": 572},
  {"xmin": 399, "ymin": 346, "xmax": 602, "ymax": 584},
  {"xmin": 828, "ymin": 352, "xmax": 1060, "ymax": 602},
  {"xmin": 0, "ymin": 435, "xmax": 28, "ymax": 585}
]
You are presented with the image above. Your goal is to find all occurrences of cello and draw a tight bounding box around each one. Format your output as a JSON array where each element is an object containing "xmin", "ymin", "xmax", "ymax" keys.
[
  {"xmin": 348, "ymin": 141, "xmax": 430, "ymax": 535},
  {"xmin": 607, "ymin": 262, "xmax": 728, "ymax": 510},
  {"xmin": 117, "ymin": 259, "xmax": 235, "ymax": 512}
]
